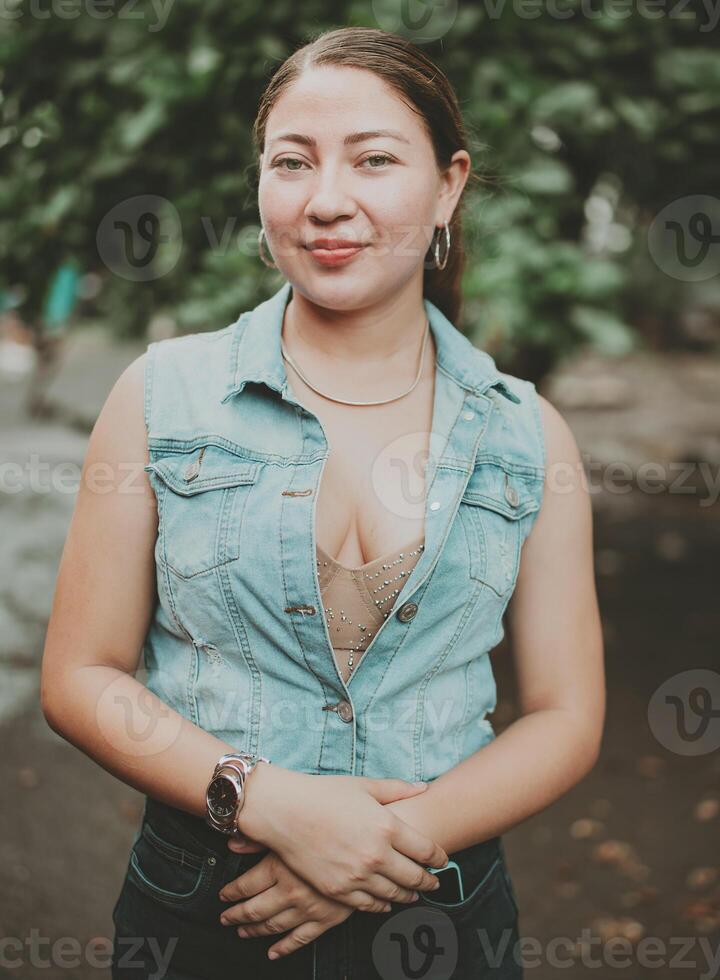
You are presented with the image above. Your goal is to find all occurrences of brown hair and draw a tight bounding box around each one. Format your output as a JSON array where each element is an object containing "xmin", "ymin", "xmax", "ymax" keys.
[{"xmin": 252, "ymin": 26, "xmax": 480, "ymax": 327}]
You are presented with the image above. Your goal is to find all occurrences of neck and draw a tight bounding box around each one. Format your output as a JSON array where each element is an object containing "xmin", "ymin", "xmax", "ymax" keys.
[{"xmin": 282, "ymin": 283, "xmax": 431, "ymax": 372}]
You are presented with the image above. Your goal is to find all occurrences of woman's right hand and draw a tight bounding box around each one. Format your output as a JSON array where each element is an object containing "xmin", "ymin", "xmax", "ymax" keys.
[{"xmin": 234, "ymin": 765, "xmax": 448, "ymax": 911}]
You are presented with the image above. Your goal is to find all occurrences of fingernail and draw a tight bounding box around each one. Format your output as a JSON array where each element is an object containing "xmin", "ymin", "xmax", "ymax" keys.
[
  {"xmin": 218, "ymin": 892, "xmax": 229, "ymax": 902},
  {"xmin": 432, "ymin": 880, "xmax": 441, "ymax": 889},
  {"xmin": 220, "ymin": 914, "xmax": 230, "ymax": 925},
  {"xmin": 411, "ymin": 892, "xmax": 420, "ymax": 901},
  {"xmin": 268, "ymin": 951, "xmax": 279, "ymax": 960},
  {"xmin": 237, "ymin": 927, "xmax": 248, "ymax": 937}
]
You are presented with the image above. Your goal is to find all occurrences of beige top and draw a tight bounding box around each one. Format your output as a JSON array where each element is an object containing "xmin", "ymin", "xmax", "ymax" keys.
[{"xmin": 316, "ymin": 534, "xmax": 425, "ymax": 683}]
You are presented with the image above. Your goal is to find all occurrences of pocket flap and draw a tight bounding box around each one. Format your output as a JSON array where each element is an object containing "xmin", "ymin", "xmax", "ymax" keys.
[
  {"xmin": 144, "ymin": 445, "xmax": 260, "ymax": 496},
  {"xmin": 461, "ymin": 463, "xmax": 541, "ymax": 520}
]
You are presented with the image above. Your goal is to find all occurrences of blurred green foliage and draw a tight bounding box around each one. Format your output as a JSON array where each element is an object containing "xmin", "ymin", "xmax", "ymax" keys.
[{"xmin": 1, "ymin": 0, "xmax": 718, "ymax": 380}]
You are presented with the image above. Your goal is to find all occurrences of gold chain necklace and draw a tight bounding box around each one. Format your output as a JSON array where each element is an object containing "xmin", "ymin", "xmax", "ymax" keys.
[{"xmin": 280, "ymin": 318, "xmax": 431, "ymax": 406}]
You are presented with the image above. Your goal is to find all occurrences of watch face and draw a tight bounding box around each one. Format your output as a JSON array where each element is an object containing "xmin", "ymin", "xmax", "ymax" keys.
[{"xmin": 207, "ymin": 775, "xmax": 238, "ymax": 818}]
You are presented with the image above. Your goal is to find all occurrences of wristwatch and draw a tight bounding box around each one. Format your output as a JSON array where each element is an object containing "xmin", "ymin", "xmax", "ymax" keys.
[{"xmin": 205, "ymin": 751, "xmax": 271, "ymax": 836}]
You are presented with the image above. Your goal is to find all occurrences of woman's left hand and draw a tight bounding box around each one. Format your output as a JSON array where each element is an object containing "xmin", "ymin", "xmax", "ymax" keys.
[{"xmin": 218, "ymin": 850, "xmax": 394, "ymax": 960}]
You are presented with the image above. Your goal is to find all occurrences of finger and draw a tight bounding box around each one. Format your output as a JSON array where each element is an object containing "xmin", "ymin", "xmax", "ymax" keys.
[
  {"xmin": 355, "ymin": 870, "xmax": 426, "ymax": 905},
  {"xmin": 220, "ymin": 888, "xmax": 286, "ymax": 927},
  {"xmin": 227, "ymin": 836, "xmax": 266, "ymax": 854},
  {"xmin": 267, "ymin": 921, "xmax": 328, "ymax": 960},
  {"xmin": 390, "ymin": 820, "xmax": 449, "ymax": 873},
  {"xmin": 219, "ymin": 862, "xmax": 276, "ymax": 904},
  {"xmin": 359, "ymin": 896, "xmax": 395, "ymax": 914},
  {"xmin": 371, "ymin": 849, "xmax": 443, "ymax": 896},
  {"xmin": 333, "ymin": 888, "xmax": 403, "ymax": 912},
  {"xmin": 235, "ymin": 906, "xmax": 304, "ymax": 938}
]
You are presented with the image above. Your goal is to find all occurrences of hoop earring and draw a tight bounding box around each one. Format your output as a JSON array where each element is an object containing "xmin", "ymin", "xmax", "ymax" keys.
[
  {"xmin": 433, "ymin": 221, "xmax": 451, "ymax": 271},
  {"xmin": 258, "ymin": 227, "xmax": 277, "ymax": 268}
]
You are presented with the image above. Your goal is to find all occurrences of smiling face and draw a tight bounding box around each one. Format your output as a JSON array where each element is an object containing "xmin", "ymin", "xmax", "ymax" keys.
[{"xmin": 258, "ymin": 65, "xmax": 468, "ymax": 310}]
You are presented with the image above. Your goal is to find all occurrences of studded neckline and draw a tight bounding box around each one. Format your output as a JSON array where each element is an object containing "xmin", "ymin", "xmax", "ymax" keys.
[
  {"xmin": 315, "ymin": 534, "xmax": 426, "ymax": 682},
  {"xmin": 316, "ymin": 532, "xmax": 425, "ymax": 574}
]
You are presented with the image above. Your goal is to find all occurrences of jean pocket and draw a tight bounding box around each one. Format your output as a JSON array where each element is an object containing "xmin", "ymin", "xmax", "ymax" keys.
[
  {"xmin": 127, "ymin": 817, "xmax": 220, "ymax": 909},
  {"xmin": 416, "ymin": 838, "xmax": 517, "ymax": 921}
]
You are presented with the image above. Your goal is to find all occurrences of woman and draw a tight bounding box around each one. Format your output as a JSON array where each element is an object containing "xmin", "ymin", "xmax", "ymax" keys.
[{"xmin": 41, "ymin": 26, "xmax": 605, "ymax": 980}]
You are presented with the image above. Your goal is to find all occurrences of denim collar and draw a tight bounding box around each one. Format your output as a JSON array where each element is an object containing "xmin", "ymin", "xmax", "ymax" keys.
[{"xmin": 222, "ymin": 279, "xmax": 520, "ymax": 405}]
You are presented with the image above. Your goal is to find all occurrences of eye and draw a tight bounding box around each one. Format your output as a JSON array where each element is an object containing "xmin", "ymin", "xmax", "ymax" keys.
[
  {"xmin": 361, "ymin": 154, "xmax": 395, "ymax": 169},
  {"xmin": 271, "ymin": 157, "xmax": 306, "ymax": 172}
]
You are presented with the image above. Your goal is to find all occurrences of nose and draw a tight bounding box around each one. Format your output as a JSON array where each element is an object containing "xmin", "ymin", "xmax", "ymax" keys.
[{"xmin": 304, "ymin": 165, "xmax": 357, "ymax": 225}]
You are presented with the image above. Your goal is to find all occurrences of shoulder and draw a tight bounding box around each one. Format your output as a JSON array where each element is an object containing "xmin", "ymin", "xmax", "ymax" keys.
[
  {"xmin": 531, "ymin": 392, "xmax": 591, "ymax": 529},
  {"xmin": 536, "ymin": 392, "xmax": 583, "ymax": 471}
]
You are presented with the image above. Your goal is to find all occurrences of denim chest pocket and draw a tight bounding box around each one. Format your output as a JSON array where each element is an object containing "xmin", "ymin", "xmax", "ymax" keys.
[
  {"xmin": 145, "ymin": 445, "xmax": 261, "ymax": 579},
  {"xmin": 459, "ymin": 462, "xmax": 541, "ymax": 596},
  {"xmin": 128, "ymin": 819, "xmax": 221, "ymax": 909}
]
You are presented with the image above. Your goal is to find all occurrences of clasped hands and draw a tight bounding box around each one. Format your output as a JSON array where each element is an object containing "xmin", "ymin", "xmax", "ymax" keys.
[{"xmin": 216, "ymin": 768, "xmax": 448, "ymax": 962}]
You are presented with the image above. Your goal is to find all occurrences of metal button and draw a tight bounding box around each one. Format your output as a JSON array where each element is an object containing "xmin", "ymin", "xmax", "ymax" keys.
[
  {"xmin": 396, "ymin": 601, "xmax": 418, "ymax": 623},
  {"xmin": 207, "ymin": 855, "xmax": 217, "ymax": 866},
  {"xmin": 462, "ymin": 410, "xmax": 475, "ymax": 421},
  {"xmin": 505, "ymin": 482, "xmax": 519, "ymax": 507},
  {"xmin": 337, "ymin": 700, "xmax": 353, "ymax": 723},
  {"xmin": 184, "ymin": 461, "xmax": 200, "ymax": 482}
]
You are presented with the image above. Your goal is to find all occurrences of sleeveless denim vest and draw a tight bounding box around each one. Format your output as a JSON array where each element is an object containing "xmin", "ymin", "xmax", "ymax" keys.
[{"xmin": 140, "ymin": 280, "xmax": 545, "ymax": 783}]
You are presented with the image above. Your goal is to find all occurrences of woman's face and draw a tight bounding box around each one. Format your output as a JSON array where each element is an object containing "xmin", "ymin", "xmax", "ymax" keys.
[{"xmin": 258, "ymin": 65, "xmax": 467, "ymax": 310}]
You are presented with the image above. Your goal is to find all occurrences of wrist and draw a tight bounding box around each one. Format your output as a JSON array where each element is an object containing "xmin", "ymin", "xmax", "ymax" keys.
[
  {"xmin": 235, "ymin": 760, "xmax": 289, "ymax": 844},
  {"xmin": 385, "ymin": 793, "xmax": 445, "ymax": 850}
]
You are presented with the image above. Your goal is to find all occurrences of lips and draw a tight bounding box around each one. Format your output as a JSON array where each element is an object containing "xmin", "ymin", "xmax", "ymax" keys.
[
  {"xmin": 306, "ymin": 242, "xmax": 367, "ymax": 266},
  {"xmin": 307, "ymin": 240, "xmax": 367, "ymax": 250}
]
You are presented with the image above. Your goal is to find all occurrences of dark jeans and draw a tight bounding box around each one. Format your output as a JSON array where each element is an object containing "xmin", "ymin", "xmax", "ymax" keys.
[{"xmin": 111, "ymin": 795, "xmax": 523, "ymax": 979}]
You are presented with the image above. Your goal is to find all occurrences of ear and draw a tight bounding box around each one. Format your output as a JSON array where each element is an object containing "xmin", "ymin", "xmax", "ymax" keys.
[{"xmin": 437, "ymin": 150, "xmax": 471, "ymax": 222}]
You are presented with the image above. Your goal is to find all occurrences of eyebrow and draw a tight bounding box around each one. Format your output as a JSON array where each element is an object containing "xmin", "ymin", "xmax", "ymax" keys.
[{"xmin": 268, "ymin": 129, "xmax": 411, "ymax": 149}]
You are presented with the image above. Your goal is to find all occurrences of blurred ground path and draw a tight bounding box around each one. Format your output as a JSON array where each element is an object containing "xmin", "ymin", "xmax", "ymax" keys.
[{"xmin": 0, "ymin": 330, "xmax": 718, "ymax": 978}]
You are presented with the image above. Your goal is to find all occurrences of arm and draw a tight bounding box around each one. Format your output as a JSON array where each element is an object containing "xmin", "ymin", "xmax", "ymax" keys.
[
  {"xmin": 40, "ymin": 353, "xmax": 256, "ymax": 817},
  {"xmin": 40, "ymin": 355, "xmax": 444, "ymax": 909},
  {"xmin": 382, "ymin": 394, "xmax": 606, "ymax": 853}
]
